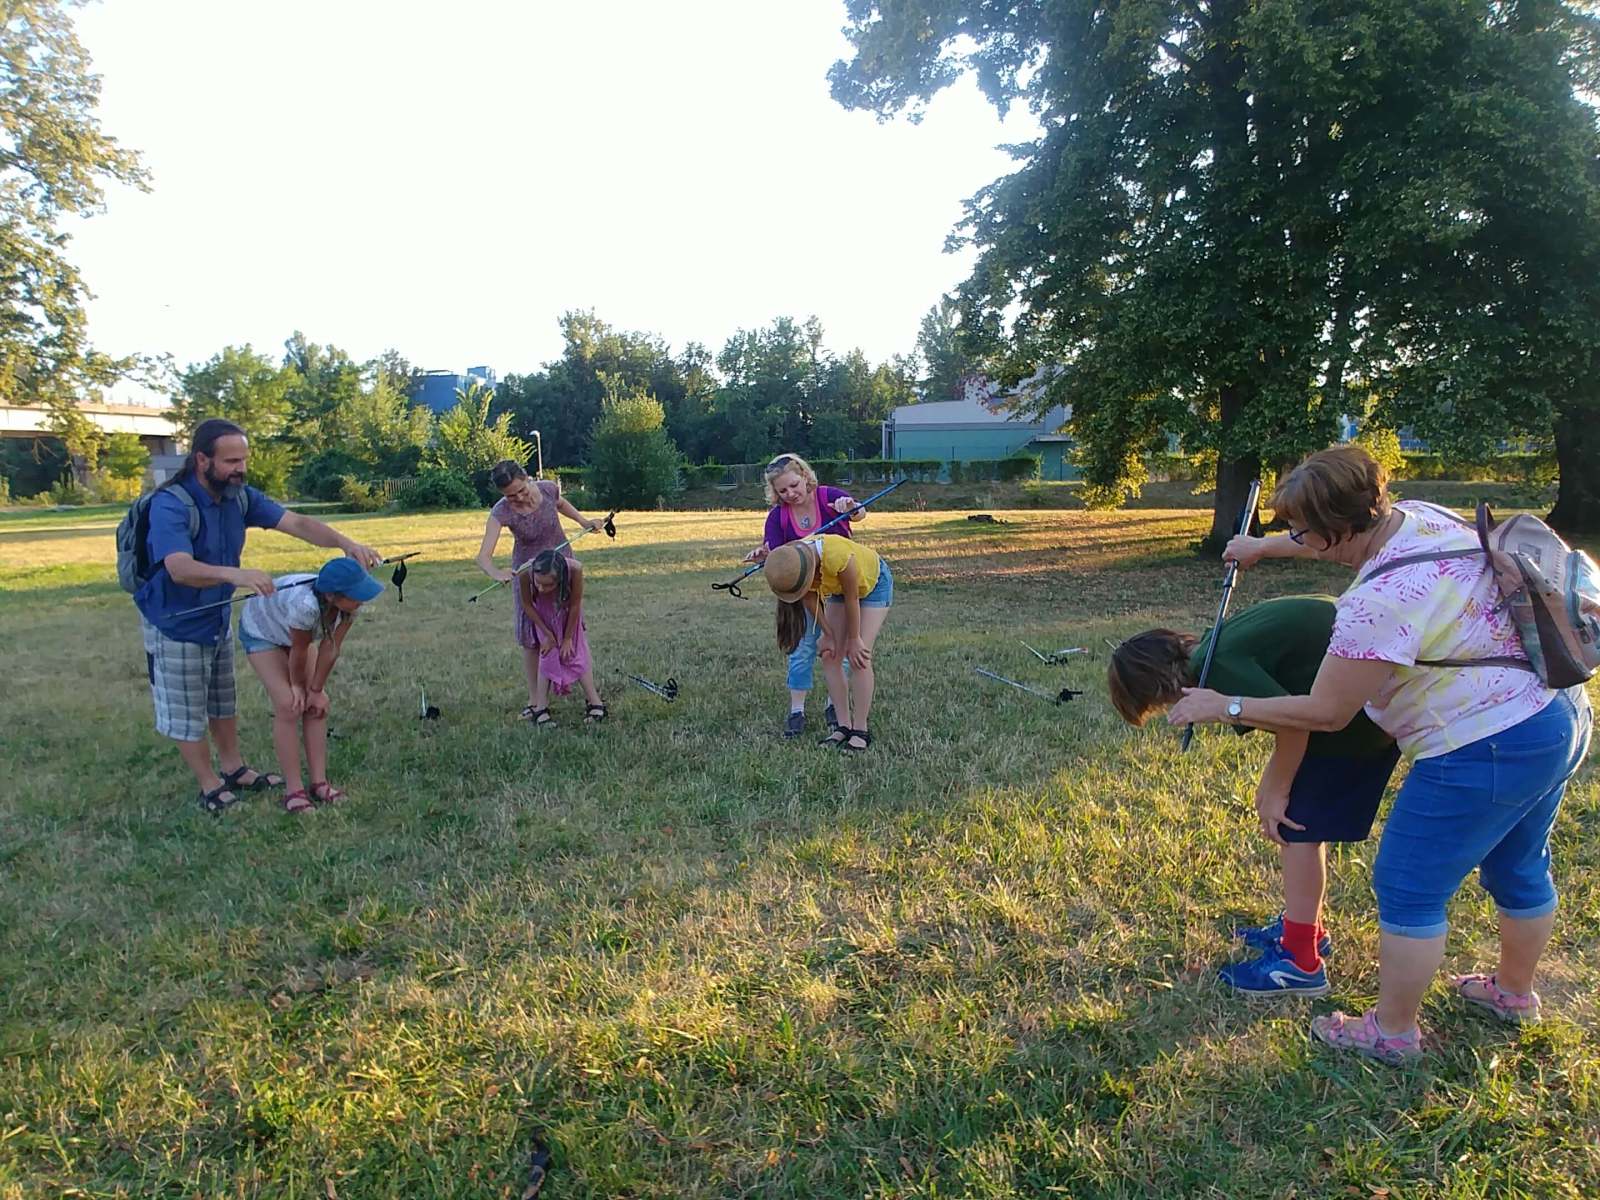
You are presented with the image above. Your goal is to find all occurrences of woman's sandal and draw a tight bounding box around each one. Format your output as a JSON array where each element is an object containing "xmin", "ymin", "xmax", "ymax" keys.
[
  {"xmin": 196, "ymin": 783, "xmax": 240, "ymax": 816},
  {"xmin": 309, "ymin": 781, "xmax": 346, "ymax": 806},
  {"xmin": 839, "ymin": 728, "xmax": 872, "ymax": 754},
  {"xmin": 817, "ymin": 728, "xmax": 848, "ymax": 749},
  {"xmin": 223, "ymin": 764, "xmax": 284, "ymax": 792},
  {"xmin": 281, "ymin": 788, "xmax": 313, "ymax": 815},
  {"xmin": 527, "ymin": 706, "xmax": 554, "ymax": 728},
  {"xmin": 584, "ymin": 703, "xmax": 608, "ymax": 724}
]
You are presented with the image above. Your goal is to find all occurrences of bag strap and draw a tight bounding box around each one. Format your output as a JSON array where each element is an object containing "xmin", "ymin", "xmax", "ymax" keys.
[{"xmin": 1359, "ymin": 547, "xmax": 1483, "ymax": 585}]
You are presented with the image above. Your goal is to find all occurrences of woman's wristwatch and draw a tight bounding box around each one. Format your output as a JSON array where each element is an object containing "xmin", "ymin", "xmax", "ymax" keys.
[{"xmin": 1226, "ymin": 696, "xmax": 1245, "ymax": 721}]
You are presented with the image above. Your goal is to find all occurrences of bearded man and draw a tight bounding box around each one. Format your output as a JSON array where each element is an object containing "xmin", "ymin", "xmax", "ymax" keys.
[{"xmin": 133, "ymin": 418, "xmax": 382, "ymax": 813}]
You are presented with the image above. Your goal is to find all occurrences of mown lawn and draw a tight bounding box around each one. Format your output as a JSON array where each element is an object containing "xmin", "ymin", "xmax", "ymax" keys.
[{"xmin": 1, "ymin": 506, "xmax": 1596, "ymax": 1199}]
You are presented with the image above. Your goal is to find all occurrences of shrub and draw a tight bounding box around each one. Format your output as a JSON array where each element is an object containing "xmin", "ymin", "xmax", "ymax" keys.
[
  {"xmin": 998, "ymin": 454, "xmax": 1042, "ymax": 482},
  {"xmin": 90, "ymin": 473, "xmax": 144, "ymax": 503},
  {"xmin": 396, "ymin": 467, "xmax": 478, "ymax": 511},
  {"xmin": 337, "ymin": 476, "xmax": 388, "ymax": 513},
  {"xmin": 553, "ymin": 467, "xmax": 588, "ymax": 494},
  {"xmin": 104, "ymin": 432, "xmax": 150, "ymax": 482},
  {"xmin": 295, "ymin": 449, "xmax": 369, "ymax": 501},
  {"xmin": 47, "ymin": 477, "xmax": 89, "ymax": 506},
  {"xmin": 1353, "ymin": 426, "xmax": 1407, "ymax": 479},
  {"xmin": 587, "ymin": 386, "xmax": 681, "ymax": 509},
  {"xmin": 681, "ymin": 463, "xmax": 730, "ymax": 489}
]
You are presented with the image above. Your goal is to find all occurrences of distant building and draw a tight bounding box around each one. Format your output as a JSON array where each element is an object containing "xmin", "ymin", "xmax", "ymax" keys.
[
  {"xmin": 413, "ymin": 365, "xmax": 497, "ymax": 414},
  {"xmin": 880, "ymin": 396, "xmax": 1078, "ymax": 480}
]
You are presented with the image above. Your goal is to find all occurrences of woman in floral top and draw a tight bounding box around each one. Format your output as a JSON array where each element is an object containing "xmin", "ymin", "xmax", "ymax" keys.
[{"xmin": 1170, "ymin": 446, "xmax": 1591, "ymax": 1065}]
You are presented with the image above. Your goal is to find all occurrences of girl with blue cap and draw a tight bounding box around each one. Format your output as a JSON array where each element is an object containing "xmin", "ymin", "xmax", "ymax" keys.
[{"xmin": 240, "ymin": 557, "xmax": 383, "ymax": 813}]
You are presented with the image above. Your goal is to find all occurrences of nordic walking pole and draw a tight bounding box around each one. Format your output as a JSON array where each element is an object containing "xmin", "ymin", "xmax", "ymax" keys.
[
  {"xmin": 974, "ymin": 667, "xmax": 1083, "ymax": 705},
  {"xmin": 467, "ymin": 511, "xmax": 617, "ymax": 603},
  {"xmin": 1180, "ymin": 478, "xmax": 1262, "ymax": 752},
  {"xmin": 713, "ymin": 478, "xmax": 906, "ymax": 598},
  {"xmin": 168, "ymin": 552, "xmax": 421, "ymax": 619}
]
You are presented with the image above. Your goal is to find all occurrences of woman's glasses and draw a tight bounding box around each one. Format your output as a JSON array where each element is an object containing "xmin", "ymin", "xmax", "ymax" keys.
[{"xmin": 765, "ymin": 455, "xmax": 795, "ymax": 473}]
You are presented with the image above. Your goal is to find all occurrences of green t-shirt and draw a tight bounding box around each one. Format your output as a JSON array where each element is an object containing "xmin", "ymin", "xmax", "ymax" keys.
[{"xmin": 1191, "ymin": 595, "xmax": 1395, "ymax": 759}]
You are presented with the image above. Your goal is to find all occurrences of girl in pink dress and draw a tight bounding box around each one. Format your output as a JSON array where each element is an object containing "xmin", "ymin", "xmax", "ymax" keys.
[{"xmin": 519, "ymin": 550, "xmax": 604, "ymax": 726}]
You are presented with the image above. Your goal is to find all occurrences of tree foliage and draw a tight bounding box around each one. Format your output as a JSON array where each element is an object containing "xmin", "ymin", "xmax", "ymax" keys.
[
  {"xmin": 431, "ymin": 380, "xmax": 531, "ymax": 500},
  {"xmin": 831, "ymin": 0, "xmax": 1600, "ymax": 543},
  {"xmin": 0, "ymin": 0, "xmax": 147, "ymax": 406},
  {"xmin": 172, "ymin": 345, "xmax": 293, "ymax": 443},
  {"xmin": 586, "ymin": 380, "xmax": 682, "ymax": 509},
  {"xmin": 103, "ymin": 430, "xmax": 148, "ymax": 481}
]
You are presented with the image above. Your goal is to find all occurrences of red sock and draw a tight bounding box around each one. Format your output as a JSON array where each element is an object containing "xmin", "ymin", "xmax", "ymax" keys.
[{"xmin": 1281, "ymin": 919, "xmax": 1321, "ymax": 972}]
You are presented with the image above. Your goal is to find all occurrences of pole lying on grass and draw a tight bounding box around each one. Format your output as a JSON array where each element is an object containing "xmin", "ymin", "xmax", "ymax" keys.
[
  {"xmin": 627, "ymin": 674, "xmax": 679, "ymax": 701},
  {"xmin": 712, "ymin": 478, "xmax": 907, "ymax": 598},
  {"xmin": 975, "ymin": 667, "xmax": 1083, "ymax": 705},
  {"xmin": 1179, "ymin": 477, "xmax": 1262, "ymax": 752},
  {"xmin": 467, "ymin": 512, "xmax": 617, "ymax": 604},
  {"xmin": 1021, "ymin": 640, "xmax": 1089, "ymax": 664},
  {"xmin": 167, "ymin": 552, "xmax": 422, "ymax": 620}
]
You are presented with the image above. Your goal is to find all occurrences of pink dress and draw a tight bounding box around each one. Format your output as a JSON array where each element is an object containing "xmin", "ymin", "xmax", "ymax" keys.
[{"xmin": 524, "ymin": 585, "xmax": 593, "ymax": 694}]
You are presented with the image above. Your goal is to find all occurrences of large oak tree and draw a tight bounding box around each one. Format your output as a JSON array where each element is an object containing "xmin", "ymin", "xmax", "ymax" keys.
[{"xmin": 831, "ymin": 0, "xmax": 1600, "ymax": 542}]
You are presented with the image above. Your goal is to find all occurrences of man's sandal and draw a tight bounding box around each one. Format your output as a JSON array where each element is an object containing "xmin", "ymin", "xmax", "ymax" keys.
[
  {"xmin": 584, "ymin": 703, "xmax": 608, "ymax": 724},
  {"xmin": 223, "ymin": 764, "xmax": 284, "ymax": 792},
  {"xmin": 839, "ymin": 729, "xmax": 872, "ymax": 754},
  {"xmin": 817, "ymin": 728, "xmax": 848, "ymax": 749},
  {"xmin": 309, "ymin": 781, "xmax": 346, "ymax": 806},
  {"xmin": 527, "ymin": 706, "xmax": 555, "ymax": 728},
  {"xmin": 197, "ymin": 784, "xmax": 240, "ymax": 816},
  {"xmin": 281, "ymin": 788, "xmax": 313, "ymax": 815}
]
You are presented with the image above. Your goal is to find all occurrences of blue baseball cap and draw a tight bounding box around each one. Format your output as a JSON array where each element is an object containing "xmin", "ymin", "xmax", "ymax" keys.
[{"xmin": 315, "ymin": 556, "xmax": 384, "ymax": 602}]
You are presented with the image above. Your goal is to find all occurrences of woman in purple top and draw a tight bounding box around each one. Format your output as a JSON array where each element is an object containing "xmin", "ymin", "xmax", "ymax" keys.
[
  {"xmin": 743, "ymin": 452, "xmax": 868, "ymax": 737},
  {"xmin": 474, "ymin": 459, "xmax": 608, "ymax": 722}
]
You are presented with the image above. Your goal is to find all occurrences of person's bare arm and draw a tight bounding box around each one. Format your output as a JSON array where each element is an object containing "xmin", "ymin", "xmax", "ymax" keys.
[
  {"xmin": 475, "ymin": 513, "xmax": 513, "ymax": 581},
  {"xmin": 274, "ymin": 510, "xmax": 381, "ymax": 568},
  {"xmin": 1168, "ymin": 656, "xmax": 1396, "ymax": 733},
  {"xmin": 162, "ymin": 552, "xmax": 275, "ymax": 594},
  {"xmin": 1255, "ymin": 729, "xmax": 1311, "ymax": 846}
]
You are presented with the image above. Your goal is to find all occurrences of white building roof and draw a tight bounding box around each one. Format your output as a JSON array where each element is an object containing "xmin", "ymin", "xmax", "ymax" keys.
[{"xmin": 886, "ymin": 397, "xmax": 1070, "ymax": 432}]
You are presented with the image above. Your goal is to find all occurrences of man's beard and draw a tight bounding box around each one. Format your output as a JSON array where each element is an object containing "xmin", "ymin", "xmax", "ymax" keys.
[{"xmin": 204, "ymin": 465, "xmax": 245, "ymax": 499}]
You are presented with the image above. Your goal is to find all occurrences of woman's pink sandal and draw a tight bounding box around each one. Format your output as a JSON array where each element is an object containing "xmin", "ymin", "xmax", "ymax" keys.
[
  {"xmin": 281, "ymin": 789, "xmax": 313, "ymax": 815},
  {"xmin": 1453, "ymin": 973, "xmax": 1541, "ymax": 1025},
  {"xmin": 1310, "ymin": 1008, "xmax": 1422, "ymax": 1065}
]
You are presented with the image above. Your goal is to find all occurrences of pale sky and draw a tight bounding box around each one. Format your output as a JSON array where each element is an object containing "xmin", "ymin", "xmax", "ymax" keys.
[{"xmin": 67, "ymin": 1, "xmax": 1040, "ymax": 401}]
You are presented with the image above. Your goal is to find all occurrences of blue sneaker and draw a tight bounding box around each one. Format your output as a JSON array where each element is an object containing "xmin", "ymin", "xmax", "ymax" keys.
[
  {"xmin": 1236, "ymin": 914, "xmax": 1332, "ymax": 958},
  {"xmin": 1218, "ymin": 943, "xmax": 1330, "ymax": 997}
]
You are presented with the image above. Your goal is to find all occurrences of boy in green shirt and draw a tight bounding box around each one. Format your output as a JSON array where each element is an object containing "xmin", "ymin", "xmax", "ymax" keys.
[{"xmin": 1109, "ymin": 596, "xmax": 1400, "ymax": 995}]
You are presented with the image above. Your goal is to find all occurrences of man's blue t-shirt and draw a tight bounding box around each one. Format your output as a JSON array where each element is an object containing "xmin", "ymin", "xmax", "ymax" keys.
[{"xmin": 133, "ymin": 475, "xmax": 286, "ymax": 645}]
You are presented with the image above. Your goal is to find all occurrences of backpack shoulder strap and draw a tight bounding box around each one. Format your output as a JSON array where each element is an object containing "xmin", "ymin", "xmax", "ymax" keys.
[
  {"xmin": 163, "ymin": 482, "xmax": 202, "ymax": 542},
  {"xmin": 1359, "ymin": 548, "xmax": 1483, "ymax": 585}
]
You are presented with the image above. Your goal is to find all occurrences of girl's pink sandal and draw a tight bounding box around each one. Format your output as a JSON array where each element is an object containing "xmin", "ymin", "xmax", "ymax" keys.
[
  {"xmin": 1310, "ymin": 1008, "xmax": 1422, "ymax": 1065},
  {"xmin": 1453, "ymin": 973, "xmax": 1541, "ymax": 1024}
]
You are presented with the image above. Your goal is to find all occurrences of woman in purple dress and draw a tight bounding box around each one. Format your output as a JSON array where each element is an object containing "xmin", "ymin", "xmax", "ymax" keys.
[
  {"xmin": 474, "ymin": 460, "xmax": 608, "ymax": 723},
  {"xmin": 741, "ymin": 453, "xmax": 868, "ymax": 737}
]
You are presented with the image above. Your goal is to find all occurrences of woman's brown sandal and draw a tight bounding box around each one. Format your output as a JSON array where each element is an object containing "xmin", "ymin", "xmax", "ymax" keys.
[
  {"xmin": 309, "ymin": 781, "xmax": 345, "ymax": 805},
  {"xmin": 527, "ymin": 706, "xmax": 554, "ymax": 727},
  {"xmin": 282, "ymin": 788, "xmax": 313, "ymax": 815},
  {"xmin": 584, "ymin": 703, "xmax": 608, "ymax": 724}
]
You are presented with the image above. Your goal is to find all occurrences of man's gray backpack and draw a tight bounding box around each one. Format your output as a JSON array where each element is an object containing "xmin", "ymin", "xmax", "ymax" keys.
[
  {"xmin": 1362, "ymin": 502, "xmax": 1600, "ymax": 688},
  {"xmin": 115, "ymin": 486, "xmax": 250, "ymax": 594}
]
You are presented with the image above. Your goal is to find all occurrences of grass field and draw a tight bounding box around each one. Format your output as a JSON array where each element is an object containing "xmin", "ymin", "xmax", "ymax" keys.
[{"xmin": 1, "ymin": 505, "xmax": 1596, "ymax": 1199}]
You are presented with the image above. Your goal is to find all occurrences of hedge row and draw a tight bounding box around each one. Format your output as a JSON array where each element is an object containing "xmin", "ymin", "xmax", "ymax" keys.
[{"xmin": 677, "ymin": 456, "xmax": 1043, "ymax": 489}]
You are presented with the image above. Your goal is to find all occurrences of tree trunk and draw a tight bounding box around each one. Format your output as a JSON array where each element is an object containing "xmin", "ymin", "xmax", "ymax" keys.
[
  {"xmin": 1203, "ymin": 383, "xmax": 1263, "ymax": 555},
  {"xmin": 1548, "ymin": 406, "xmax": 1600, "ymax": 534}
]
